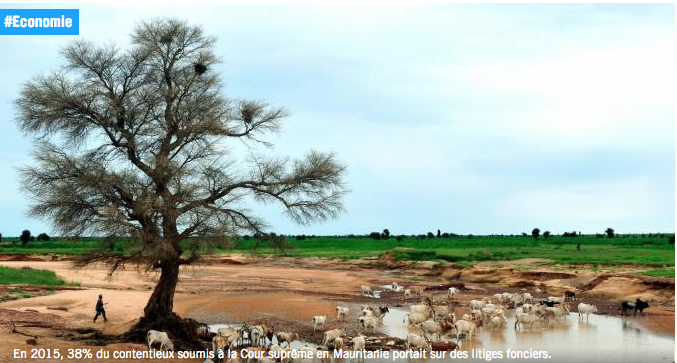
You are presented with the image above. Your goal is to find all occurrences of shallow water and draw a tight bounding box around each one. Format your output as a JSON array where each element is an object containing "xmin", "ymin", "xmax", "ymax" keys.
[
  {"xmin": 381, "ymin": 307, "xmax": 674, "ymax": 362},
  {"xmin": 209, "ymin": 308, "xmax": 674, "ymax": 362}
]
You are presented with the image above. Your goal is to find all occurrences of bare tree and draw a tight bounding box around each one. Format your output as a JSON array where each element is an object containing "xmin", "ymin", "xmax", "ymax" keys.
[{"xmin": 15, "ymin": 18, "xmax": 347, "ymax": 345}]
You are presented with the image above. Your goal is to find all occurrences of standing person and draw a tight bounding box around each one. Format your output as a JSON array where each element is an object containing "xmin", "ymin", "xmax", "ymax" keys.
[{"xmin": 93, "ymin": 294, "xmax": 107, "ymax": 323}]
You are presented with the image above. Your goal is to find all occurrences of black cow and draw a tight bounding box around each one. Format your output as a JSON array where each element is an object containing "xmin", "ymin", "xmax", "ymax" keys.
[
  {"xmin": 634, "ymin": 299, "xmax": 650, "ymax": 316},
  {"xmin": 621, "ymin": 298, "xmax": 650, "ymax": 316},
  {"xmin": 620, "ymin": 301, "xmax": 635, "ymax": 316},
  {"xmin": 539, "ymin": 300, "xmax": 560, "ymax": 308}
]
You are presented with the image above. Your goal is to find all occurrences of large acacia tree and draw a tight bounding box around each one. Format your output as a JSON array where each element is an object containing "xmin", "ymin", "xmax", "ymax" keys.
[{"xmin": 15, "ymin": 19, "xmax": 346, "ymax": 344}]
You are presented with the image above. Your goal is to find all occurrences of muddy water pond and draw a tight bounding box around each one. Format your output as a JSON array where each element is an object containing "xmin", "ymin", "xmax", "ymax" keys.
[
  {"xmin": 210, "ymin": 308, "xmax": 674, "ymax": 363},
  {"xmin": 382, "ymin": 308, "xmax": 674, "ymax": 362}
]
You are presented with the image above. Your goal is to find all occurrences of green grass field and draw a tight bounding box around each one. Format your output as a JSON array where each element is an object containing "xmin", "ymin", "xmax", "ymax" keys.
[
  {"xmin": 641, "ymin": 268, "xmax": 675, "ymax": 278},
  {"xmin": 227, "ymin": 235, "xmax": 675, "ymax": 267},
  {"xmin": 0, "ymin": 234, "xmax": 674, "ymax": 269},
  {"xmin": 0, "ymin": 265, "xmax": 78, "ymax": 286}
]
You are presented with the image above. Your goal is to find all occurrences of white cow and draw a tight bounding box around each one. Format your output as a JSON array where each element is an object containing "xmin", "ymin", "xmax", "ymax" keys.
[
  {"xmin": 312, "ymin": 315, "xmax": 327, "ymax": 331},
  {"xmin": 578, "ymin": 303, "xmax": 598, "ymax": 321},
  {"xmin": 448, "ymin": 287, "xmax": 460, "ymax": 300},
  {"xmin": 357, "ymin": 316, "xmax": 381, "ymax": 333},
  {"xmin": 336, "ymin": 306, "xmax": 350, "ymax": 321},
  {"xmin": 322, "ymin": 328, "xmax": 344, "ymax": 346},
  {"xmin": 406, "ymin": 333, "xmax": 431, "ymax": 351},
  {"xmin": 514, "ymin": 313, "xmax": 539, "ymax": 330},
  {"xmin": 454, "ymin": 320, "xmax": 476, "ymax": 341},
  {"xmin": 147, "ymin": 330, "xmax": 174, "ymax": 351}
]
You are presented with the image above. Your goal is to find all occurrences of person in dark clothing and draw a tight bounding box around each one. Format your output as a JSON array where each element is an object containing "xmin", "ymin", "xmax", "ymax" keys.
[{"xmin": 93, "ymin": 294, "xmax": 107, "ymax": 322}]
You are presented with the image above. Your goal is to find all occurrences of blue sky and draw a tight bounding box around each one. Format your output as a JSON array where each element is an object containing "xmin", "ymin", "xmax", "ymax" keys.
[{"xmin": 0, "ymin": 4, "xmax": 674, "ymax": 236}]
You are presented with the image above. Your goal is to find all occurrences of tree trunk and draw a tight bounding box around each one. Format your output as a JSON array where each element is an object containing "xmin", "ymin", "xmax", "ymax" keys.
[
  {"xmin": 122, "ymin": 258, "xmax": 203, "ymax": 350},
  {"xmin": 143, "ymin": 260, "xmax": 179, "ymax": 319}
]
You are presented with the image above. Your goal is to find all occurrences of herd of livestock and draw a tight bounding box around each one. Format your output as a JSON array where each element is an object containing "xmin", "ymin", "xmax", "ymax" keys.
[{"xmin": 146, "ymin": 282, "xmax": 652, "ymax": 362}]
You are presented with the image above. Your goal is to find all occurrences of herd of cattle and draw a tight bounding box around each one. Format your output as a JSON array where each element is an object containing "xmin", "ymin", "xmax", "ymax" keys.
[{"xmin": 146, "ymin": 282, "xmax": 652, "ymax": 361}]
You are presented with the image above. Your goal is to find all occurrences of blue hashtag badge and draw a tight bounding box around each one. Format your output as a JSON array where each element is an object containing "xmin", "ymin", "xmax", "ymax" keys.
[{"xmin": 1, "ymin": 9, "xmax": 78, "ymax": 35}]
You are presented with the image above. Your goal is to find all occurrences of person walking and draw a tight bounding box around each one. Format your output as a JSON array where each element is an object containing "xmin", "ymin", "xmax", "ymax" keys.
[{"xmin": 93, "ymin": 294, "xmax": 107, "ymax": 323}]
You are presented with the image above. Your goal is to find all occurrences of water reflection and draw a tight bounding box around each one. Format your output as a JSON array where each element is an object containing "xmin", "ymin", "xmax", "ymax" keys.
[{"xmin": 209, "ymin": 308, "xmax": 674, "ymax": 363}]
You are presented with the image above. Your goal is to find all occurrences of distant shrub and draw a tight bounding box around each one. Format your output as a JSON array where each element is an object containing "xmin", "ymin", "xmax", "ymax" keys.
[
  {"xmin": 369, "ymin": 232, "xmax": 381, "ymax": 240},
  {"xmin": 395, "ymin": 235, "xmax": 404, "ymax": 242},
  {"xmin": 427, "ymin": 232, "xmax": 434, "ymax": 239},
  {"xmin": 441, "ymin": 232, "xmax": 450, "ymax": 238},
  {"xmin": 467, "ymin": 234, "xmax": 473, "ymax": 239},
  {"xmin": 36, "ymin": 233, "xmax": 50, "ymax": 241},
  {"xmin": 382, "ymin": 229, "xmax": 390, "ymax": 239},
  {"xmin": 295, "ymin": 235, "xmax": 307, "ymax": 241},
  {"xmin": 562, "ymin": 231, "xmax": 579, "ymax": 237},
  {"xmin": 20, "ymin": 230, "xmax": 31, "ymax": 245},
  {"xmin": 605, "ymin": 228, "xmax": 615, "ymax": 238},
  {"xmin": 669, "ymin": 236, "xmax": 675, "ymax": 245},
  {"xmin": 543, "ymin": 231, "xmax": 551, "ymax": 239},
  {"xmin": 532, "ymin": 228, "xmax": 540, "ymax": 239}
]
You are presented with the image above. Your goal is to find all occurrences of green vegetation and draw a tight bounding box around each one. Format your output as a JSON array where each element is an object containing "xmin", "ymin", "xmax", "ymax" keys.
[
  {"xmin": 641, "ymin": 268, "xmax": 675, "ymax": 278},
  {"xmin": 0, "ymin": 237, "xmax": 110, "ymax": 255},
  {"xmin": 457, "ymin": 261, "xmax": 474, "ymax": 269},
  {"xmin": 0, "ymin": 265, "xmax": 75, "ymax": 286},
  {"xmin": 227, "ymin": 235, "xmax": 674, "ymax": 267},
  {"xmin": 0, "ymin": 234, "xmax": 673, "ymax": 269}
]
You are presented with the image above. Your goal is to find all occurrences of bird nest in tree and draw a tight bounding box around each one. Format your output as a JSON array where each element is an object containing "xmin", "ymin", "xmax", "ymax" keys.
[{"xmin": 194, "ymin": 63, "xmax": 208, "ymax": 75}]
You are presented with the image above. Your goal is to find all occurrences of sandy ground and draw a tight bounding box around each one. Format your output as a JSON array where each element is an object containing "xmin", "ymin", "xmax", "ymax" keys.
[{"xmin": 0, "ymin": 256, "xmax": 673, "ymax": 362}]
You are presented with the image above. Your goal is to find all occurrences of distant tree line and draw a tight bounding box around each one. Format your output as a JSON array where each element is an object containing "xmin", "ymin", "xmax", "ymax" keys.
[{"xmin": 1, "ymin": 229, "xmax": 673, "ymax": 246}]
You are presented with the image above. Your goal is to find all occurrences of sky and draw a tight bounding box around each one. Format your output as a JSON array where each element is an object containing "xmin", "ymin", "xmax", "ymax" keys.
[{"xmin": 0, "ymin": 4, "xmax": 674, "ymax": 236}]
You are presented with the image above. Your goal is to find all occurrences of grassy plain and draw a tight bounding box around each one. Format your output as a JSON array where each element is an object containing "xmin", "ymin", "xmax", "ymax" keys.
[
  {"xmin": 0, "ymin": 265, "xmax": 78, "ymax": 286},
  {"xmin": 0, "ymin": 234, "xmax": 673, "ymax": 271}
]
